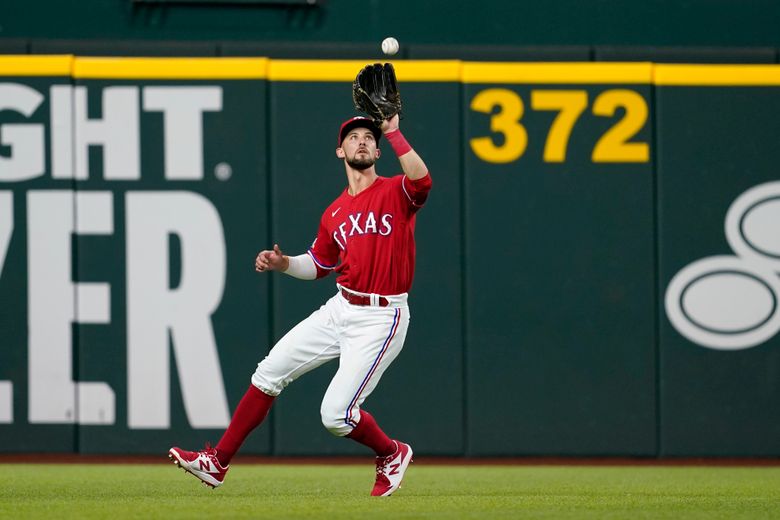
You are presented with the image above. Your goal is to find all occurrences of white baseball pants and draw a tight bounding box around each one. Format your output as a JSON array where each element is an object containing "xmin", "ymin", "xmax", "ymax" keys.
[{"xmin": 251, "ymin": 287, "xmax": 410, "ymax": 436}]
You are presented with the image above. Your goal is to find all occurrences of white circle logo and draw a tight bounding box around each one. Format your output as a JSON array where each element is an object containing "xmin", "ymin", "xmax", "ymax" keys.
[
  {"xmin": 665, "ymin": 181, "xmax": 780, "ymax": 350},
  {"xmin": 725, "ymin": 181, "xmax": 780, "ymax": 271},
  {"xmin": 665, "ymin": 256, "xmax": 780, "ymax": 350}
]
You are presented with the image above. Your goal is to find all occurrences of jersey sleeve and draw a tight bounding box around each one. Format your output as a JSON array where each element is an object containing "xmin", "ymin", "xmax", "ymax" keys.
[
  {"xmin": 400, "ymin": 172, "xmax": 433, "ymax": 212},
  {"xmin": 307, "ymin": 216, "xmax": 340, "ymax": 279}
]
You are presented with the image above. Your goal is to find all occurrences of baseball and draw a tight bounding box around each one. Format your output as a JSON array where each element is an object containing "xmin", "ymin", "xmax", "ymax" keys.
[{"xmin": 381, "ymin": 37, "xmax": 399, "ymax": 56}]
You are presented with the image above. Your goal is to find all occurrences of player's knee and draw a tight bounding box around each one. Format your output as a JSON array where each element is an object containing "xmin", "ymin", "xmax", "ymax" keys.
[
  {"xmin": 250, "ymin": 359, "xmax": 288, "ymax": 396},
  {"xmin": 320, "ymin": 401, "xmax": 351, "ymax": 436}
]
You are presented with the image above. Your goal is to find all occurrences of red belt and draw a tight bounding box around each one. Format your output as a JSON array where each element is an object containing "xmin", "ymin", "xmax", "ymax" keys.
[{"xmin": 340, "ymin": 288, "xmax": 389, "ymax": 307}]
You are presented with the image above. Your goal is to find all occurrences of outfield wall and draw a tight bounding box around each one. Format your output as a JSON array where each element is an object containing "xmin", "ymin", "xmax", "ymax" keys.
[
  {"xmin": 0, "ymin": 57, "xmax": 778, "ymax": 456},
  {"xmin": 2, "ymin": 0, "xmax": 780, "ymax": 49}
]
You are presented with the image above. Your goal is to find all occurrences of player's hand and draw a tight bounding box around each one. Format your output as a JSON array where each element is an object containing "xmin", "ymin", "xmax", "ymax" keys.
[
  {"xmin": 255, "ymin": 244, "xmax": 289, "ymax": 272},
  {"xmin": 380, "ymin": 113, "xmax": 400, "ymax": 134}
]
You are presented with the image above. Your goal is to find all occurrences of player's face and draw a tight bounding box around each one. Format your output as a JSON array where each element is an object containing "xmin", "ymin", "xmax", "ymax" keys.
[{"xmin": 340, "ymin": 128, "xmax": 379, "ymax": 170}]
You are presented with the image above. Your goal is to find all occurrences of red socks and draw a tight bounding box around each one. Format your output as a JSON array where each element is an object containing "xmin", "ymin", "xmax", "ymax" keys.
[
  {"xmin": 346, "ymin": 410, "xmax": 396, "ymax": 457},
  {"xmin": 215, "ymin": 390, "xmax": 392, "ymax": 463},
  {"xmin": 215, "ymin": 384, "xmax": 275, "ymax": 466}
]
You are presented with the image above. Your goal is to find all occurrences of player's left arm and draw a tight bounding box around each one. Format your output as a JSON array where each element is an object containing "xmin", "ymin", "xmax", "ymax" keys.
[
  {"xmin": 381, "ymin": 114, "xmax": 429, "ymax": 181},
  {"xmin": 381, "ymin": 114, "xmax": 432, "ymax": 211}
]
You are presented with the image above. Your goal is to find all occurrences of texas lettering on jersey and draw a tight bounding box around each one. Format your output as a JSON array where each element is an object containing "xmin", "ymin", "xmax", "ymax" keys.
[
  {"xmin": 332, "ymin": 211, "xmax": 394, "ymax": 249},
  {"xmin": 308, "ymin": 173, "xmax": 432, "ymax": 296}
]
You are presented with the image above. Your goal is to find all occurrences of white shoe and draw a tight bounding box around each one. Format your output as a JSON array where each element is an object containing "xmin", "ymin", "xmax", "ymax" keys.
[
  {"xmin": 168, "ymin": 445, "xmax": 229, "ymax": 488},
  {"xmin": 371, "ymin": 440, "xmax": 413, "ymax": 496}
]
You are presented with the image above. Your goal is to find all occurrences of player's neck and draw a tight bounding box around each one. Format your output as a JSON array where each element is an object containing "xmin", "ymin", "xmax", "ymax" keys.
[{"xmin": 345, "ymin": 167, "xmax": 378, "ymax": 196}]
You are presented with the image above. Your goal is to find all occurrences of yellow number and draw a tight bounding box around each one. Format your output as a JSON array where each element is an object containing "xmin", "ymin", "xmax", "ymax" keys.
[
  {"xmin": 591, "ymin": 90, "xmax": 649, "ymax": 163},
  {"xmin": 469, "ymin": 89, "xmax": 528, "ymax": 164},
  {"xmin": 530, "ymin": 90, "xmax": 588, "ymax": 162}
]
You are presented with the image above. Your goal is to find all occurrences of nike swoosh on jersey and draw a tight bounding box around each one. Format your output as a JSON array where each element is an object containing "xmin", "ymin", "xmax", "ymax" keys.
[{"xmin": 331, "ymin": 207, "xmax": 342, "ymax": 217}]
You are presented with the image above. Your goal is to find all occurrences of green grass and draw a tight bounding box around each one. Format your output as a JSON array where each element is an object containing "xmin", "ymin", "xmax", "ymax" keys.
[{"xmin": 1, "ymin": 464, "xmax": 779, "ymax": 519}]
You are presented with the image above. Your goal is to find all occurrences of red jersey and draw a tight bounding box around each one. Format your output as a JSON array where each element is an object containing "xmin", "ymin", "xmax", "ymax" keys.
[{"xmin": 307, "ymin": 173, "xmax": 433, "ymax": 295}]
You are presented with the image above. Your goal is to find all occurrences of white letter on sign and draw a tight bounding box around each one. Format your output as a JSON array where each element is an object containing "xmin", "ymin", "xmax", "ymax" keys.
[
  {"xmin": 0, "ymin": 191, "xmax": 13, "ymax": 423},
  {"xmin": 126, "ymin": 191, "xmax": 229, "ymax": 429},
  {"xmin": 0, "ymin": 191, "xmax": 12, "ymax": 281},
  {"xmin": 0, "ymin": 83, "xmax": 44, "ymax": 182},
  {"xmin": 27, "ymin": 190, "xmax": 115, "ymax": 424},
  {"xmin": 73, "ymin": 86, "xmax": 140, "ymax": 180},
  {"xmin": 143, "ymin": 87, "xmax": 222, "ymax": 180}
]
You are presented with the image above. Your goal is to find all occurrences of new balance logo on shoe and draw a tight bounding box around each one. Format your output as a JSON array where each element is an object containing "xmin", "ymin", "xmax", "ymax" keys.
[
  {"xmin": 168, "ymin": 445, "xmax": 229, "ymax": 489},
  {"xmin": 371, "ymin": 440, "xmax": 413, "ymax": 497}
]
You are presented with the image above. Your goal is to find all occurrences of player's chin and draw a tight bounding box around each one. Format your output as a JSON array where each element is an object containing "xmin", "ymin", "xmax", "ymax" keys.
[{"xmin": 347, "ymin": 156, "xmax": 376, "ymax": 170}]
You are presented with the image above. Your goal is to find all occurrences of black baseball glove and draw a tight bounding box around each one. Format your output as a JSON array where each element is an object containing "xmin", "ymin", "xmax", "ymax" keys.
[{"xmin": 352, "ymin": 63, "xmax": 402, "ymax": 126}]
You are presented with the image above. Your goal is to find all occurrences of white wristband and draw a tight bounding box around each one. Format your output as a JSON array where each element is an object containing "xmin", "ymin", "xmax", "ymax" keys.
[{"xmin": 284, "ymin": 253, "xmax": 317, "ymax": 280}]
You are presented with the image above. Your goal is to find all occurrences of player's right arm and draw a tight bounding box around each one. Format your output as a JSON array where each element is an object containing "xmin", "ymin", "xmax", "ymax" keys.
[
  {"xmin": 254, "ymin": 244, "xmax": 319, "ymax": 280},
  {"xmin": 255, "ymin": 214, "xmax": 339, "ymax": 280},
  {"xmin": 254, "ymin": 244, "xmax": 289, "ymax": 272},
  {"xmin": 306, "ymin": 215, "xmax": 341, "ymax": 278}
]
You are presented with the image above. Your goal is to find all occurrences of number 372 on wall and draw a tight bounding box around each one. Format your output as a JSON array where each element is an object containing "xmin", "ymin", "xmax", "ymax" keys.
[{"xmin": 470, "ymin": 88, "xmax": 649, "ymax": 164}]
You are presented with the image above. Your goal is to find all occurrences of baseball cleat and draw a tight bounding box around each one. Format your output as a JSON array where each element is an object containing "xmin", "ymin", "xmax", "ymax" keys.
[
  {"xmin": 371, "ymin": 440, "xmax": 413, "ymax": 496},
  {"xmin": 168, "ymin": 444, "xmax": 229, "ymax": 488}
]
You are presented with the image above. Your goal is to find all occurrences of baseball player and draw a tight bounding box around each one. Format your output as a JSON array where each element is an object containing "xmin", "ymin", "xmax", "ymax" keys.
[{"xmin": 169, "ymin": 112, "xmax": 432, "ymax": 497}]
